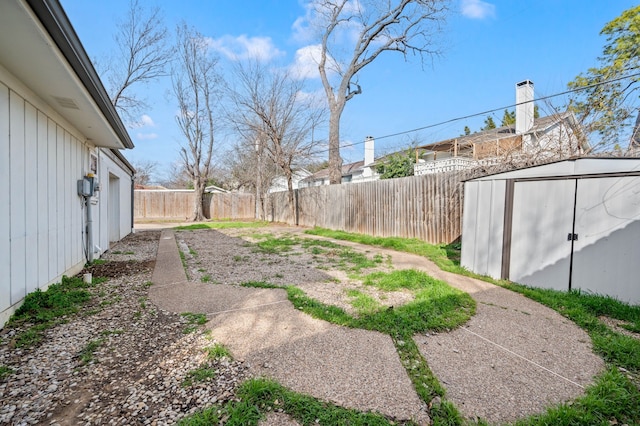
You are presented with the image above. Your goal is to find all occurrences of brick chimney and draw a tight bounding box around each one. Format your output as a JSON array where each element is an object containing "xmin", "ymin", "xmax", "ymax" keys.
[
  {"xmin": 364, "ymin": 136, "xmax": 375, "ymax": 166},
  {"xmin": 516, "ymin": 80, "xmax": 534, "ymax": 134}
]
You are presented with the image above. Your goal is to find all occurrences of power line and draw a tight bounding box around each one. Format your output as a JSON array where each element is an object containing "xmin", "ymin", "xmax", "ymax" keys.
[{"xmin": 307, "ymin": 69, "xmax": 640, "ymax": 157}]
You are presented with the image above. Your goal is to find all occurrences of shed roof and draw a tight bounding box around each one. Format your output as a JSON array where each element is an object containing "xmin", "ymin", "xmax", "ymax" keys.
[{"xmin": 467, "ymin": 157, "xmax": 640, "ymax": 181}]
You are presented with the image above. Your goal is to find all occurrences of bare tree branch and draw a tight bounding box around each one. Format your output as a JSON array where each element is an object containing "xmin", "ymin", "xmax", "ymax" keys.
[
  {"xmin": 310, "ymin": 0, "xmax": 449, "ymax": 184},
  {"xmin": 172, "ymin": 23, "xmax": 221, "ymax": 221}
]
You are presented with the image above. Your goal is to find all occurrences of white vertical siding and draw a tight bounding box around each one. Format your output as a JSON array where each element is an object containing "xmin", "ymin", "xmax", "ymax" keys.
[
  {"xmin": 0, "ymin": 82, "xmax": 10, "ymax": 312},
  {"xmin": 37, "ymin": 111, "xmax": 48, "ymax": 286},
  {"xmin": 47, "ymin": 118, "xmax": 58, "ymax": 280},
  {"xmin": 9, "ymin": 91, "xmax": 26, "ymax": 305},
  {"xmin": 24, "ymin": 102, "xmax": 38, "ymax": 294},
  {"xmin": 96, "ymin": 150, "xmax": 133, "ymax": 254},
  {"xmin": 0, "ymin": 75, "xmax": 96, "ymax": 325}
]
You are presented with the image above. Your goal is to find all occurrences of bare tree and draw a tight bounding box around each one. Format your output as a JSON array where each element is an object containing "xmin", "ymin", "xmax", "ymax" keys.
[
  {"xmin": 222, "ymin": 133, "xmax": 280, "ymax": 218},
  {"xmin": 131, "ymin": 159, "xmax": 158, "ymax": 186},
  {"xmin": 227, "ymin": 62, "xmax": 324, "ymax": 219},
  {"xmin": 307, "ymin": 0, "xmax": 449, "ymax": 183},
  {"xmin": 172, "ymin": 24, "xmax": 220, "ymax": 221},
  {"xmin": 98, "ymin": 0, "xmax": 171, "ymax": 121}
]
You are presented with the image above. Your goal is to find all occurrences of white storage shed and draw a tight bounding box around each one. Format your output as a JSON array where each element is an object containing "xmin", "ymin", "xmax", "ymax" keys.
[{"xmin": 461, "ymin": 158, "xmax": 640, "ymax": 304}]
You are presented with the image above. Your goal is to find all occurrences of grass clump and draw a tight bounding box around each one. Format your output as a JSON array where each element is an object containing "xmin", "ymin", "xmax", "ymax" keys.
[
  {"xmin": 182, "ymin": 365, "xmax": 217, "ymax": 387},
  {"xmin": 201, "ymin": 274, "xmax": 212, "ymax": 283},
  {"xmin": 8, "ymin": 276, "xmax": 94, "ymax": 348},
  {"xmin": 345, "ymin": 289, "xmax": 381, "ymax": 316},
  {"xmin": 514, "ymin": 367, "xmax": 639, "ymax": 426},
  {"xmin": 181, "ymin": 312, "xmax": 208, "ymax": 334},
  {"xmin": 78, "ymin": 338, "xmax": 105, "ymax": 365},
  {"xmin": 205, "ymin": 343, "xmax": 233, "ymax": 360},
  {"xmin": 0, "ymin": 365, "xmax": 14, "ymax": 380}
]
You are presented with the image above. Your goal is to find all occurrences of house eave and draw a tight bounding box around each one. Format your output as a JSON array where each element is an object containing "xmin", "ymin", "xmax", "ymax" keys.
[{"xmin": 0, "ymin": 0, "xmax": 134, "ymax": 150}]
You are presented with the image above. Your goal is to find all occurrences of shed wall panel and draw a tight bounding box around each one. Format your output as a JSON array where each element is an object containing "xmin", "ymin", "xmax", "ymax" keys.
[
  {"xmin": 572, "ymin": 177, "xmax": 640, "ymax": 304},
  {"xmin": 460, "ymin": 182, "xmax": 478, "ymax": 272},
  {"xmin": 486, "ymin": 180, "xmax": 506, "ymax": 278}
]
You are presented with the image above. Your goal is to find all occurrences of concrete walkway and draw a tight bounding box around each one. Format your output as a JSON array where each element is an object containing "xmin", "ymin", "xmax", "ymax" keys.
[{"xmin": 148, "ymin": 227, "xmax": 604, "ymax": 425}]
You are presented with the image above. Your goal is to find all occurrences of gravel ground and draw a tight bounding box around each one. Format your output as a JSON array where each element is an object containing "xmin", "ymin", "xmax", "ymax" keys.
[
  {"xmin": 170, "ymin": 229, "xmax": 430, "ymax": 424},
  {"xmin": 0, "ymin": 231, "xmax": 248, "ymax": 426}
]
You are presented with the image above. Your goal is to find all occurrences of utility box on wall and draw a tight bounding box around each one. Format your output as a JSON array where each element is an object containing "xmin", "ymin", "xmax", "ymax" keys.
[{"xmin": 461, "ymin": 158, "xmax": 640, "ymax": 305}]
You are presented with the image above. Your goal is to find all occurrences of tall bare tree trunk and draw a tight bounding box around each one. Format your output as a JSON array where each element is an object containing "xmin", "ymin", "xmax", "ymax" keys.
[
  {"xmin": 328, "ymin": 107, "xmax": 343, "ymax": 184},
  {"xmin": 192, "ymin": 178, "xmax": 205, "ymax": 221}
]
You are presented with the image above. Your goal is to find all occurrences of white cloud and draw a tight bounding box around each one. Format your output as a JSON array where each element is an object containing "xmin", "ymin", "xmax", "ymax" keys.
[
  {"xmin": 139, "ymin": 114, "xmax": 155, "ymax": 127},
  {"xmin": 127, "ymin": 114, "xmax": 156, "ymax": 129},
  {"xmin": 289, "ymin": 44, "xmax": 340, "ymax": 80},
  {"xmin": 461, "ymin": 0, "xmax": 496, "ymax": 19},
  {"xmin": 136, "ymin": 132, "xmax": 158, "ymax": 140},
  {"xmin": 207, "ymin": 35, "xmax": 285, "ymax": 62},
  {"xmin": 290, "ymin": 45, "xmax": 322, "ymax": 79}
]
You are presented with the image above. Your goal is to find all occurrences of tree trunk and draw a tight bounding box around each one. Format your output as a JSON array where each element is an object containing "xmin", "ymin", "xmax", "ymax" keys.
[
  {"xmin": 328, "ymin": 105, "xmax": 343, "ymax": 185},
  {"xmin": 192, "ymin": 178, "xmax": 205, "ymax": 221},
  {"xmin": 286, "ymin": 173, "xmax": 295, "ymax": 224}
]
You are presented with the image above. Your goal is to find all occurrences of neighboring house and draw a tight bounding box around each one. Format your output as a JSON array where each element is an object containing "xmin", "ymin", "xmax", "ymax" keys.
[
  {"xmin": 299, "ymin": 136, "xmax": 380, "ymax": 187},
  {"xmin": 414, "ymin": 80, "xmax": 588, "ymax": 175},
  {"xmin": 268, "ymin": 169, "xmax": 312, "ymax": 193},
  {"xmin": 0, "ymin": 0, "xmax": 135, "ymax": 326},
  {"xmin": 205, "ymin": 184, "xmax": 230, "ymax": 194}
]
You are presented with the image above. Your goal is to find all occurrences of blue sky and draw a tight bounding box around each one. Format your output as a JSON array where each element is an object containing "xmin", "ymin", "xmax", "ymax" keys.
[{"xmin": 60, "ymin": 0, "xmax": 637, "ymax": 180}]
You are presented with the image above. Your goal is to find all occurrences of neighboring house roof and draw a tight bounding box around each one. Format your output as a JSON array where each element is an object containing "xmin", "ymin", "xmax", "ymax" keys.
[
  {"xmin": 416, "ymin": 111, "xmax": 587, "ymax": 156},
  {"xmin": 0, "ymin": 0, "xmax": 133, "ymax": 150},
  {"xmin": 301, "ymin": 160, "xmax": 366, "ymax": 183},
  {"xmin": 205, "ymin": 185, "xmax": 230, "ymax": 193}
]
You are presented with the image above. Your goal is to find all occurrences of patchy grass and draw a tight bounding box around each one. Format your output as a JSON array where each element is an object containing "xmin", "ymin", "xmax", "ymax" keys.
[
  {"xmin": 182, "ymin": 365, "xmax": 217, "ymax": 387},
  {"xmin": 514, "ymin": 367, "xmax": 639, "ymax": 426},
  {"xmin": 179, "ymin": 378, "xmax": 402, "ymax": 426},
  {"xmin": 345, "ymin": 289, "xmax": 381, "ymax": 316},
  {"xmin": 201, "ymin": 274, "xmax": 212, "ymax": 283},
  {"xmin": 78, "ymin": 338, "xmax": 105, "ymax": 365},
  {"xmin": 174, "ymin": 221, "xmax": 268, "ymax": 231},
  {"xmin": 0, "ymin": 365, "xmax": 14, "ymax": 380},
  {"xmin": 7, "ymin": 275, "xmax": 94, "ymax": 348},
  {"xmin": 505, "ymin": 284, "xmax": 640, "ymax": 372},
  {"xmin": 205, "ymin": 343, "xmax": 232, "ymax": 360},
  {"xmin": 242, "ymin": 270, "xmax": 473, "ymax": 424},
  {"xmin": 181, "ymin": 312, "xmax": 208, "ymax": 334},
  {"xmin": 305, "ymin": 228, "xmax": 476, "ymax": 278},
  {"xmin": 305, "ymin": 227, "xmax": 640, "ymax": 424}
]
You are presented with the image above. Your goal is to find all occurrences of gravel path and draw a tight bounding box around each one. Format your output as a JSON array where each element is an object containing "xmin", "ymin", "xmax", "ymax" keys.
[{"xmin": 0, "ymin": 231, "xmax": 248, "ymax": 425}]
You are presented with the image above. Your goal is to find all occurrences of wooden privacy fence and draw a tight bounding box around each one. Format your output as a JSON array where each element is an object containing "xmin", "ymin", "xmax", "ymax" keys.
[
  {"xmin": 134, "ymin": 190, "xmax": 255, "ymax": 221},
  {"xmin": 267, "ymin": 171, "xmax": 466, "ymax": 244}
]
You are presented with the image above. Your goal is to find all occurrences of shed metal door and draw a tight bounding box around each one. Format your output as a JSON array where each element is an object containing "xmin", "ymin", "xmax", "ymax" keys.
[
  {"xmin": 509, "ymin": 180, "xmax": 575, "ymax": 291},
  {"xmin": 572, "ymin": 176, "xmax": 640, "ymax": 303}
]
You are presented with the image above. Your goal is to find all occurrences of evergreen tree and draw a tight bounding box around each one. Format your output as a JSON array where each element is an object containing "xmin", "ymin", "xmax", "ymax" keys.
[
  {"xmin": 501, "ymin": 109, "xmax": 516, "ymax": 127},
  {"xmin": 463, "ymin": 125, "xmax": 471, "ymax": 135},
  {"xmin": 482, "ymin": 116, "xmax": 496, "ymax": 130}
]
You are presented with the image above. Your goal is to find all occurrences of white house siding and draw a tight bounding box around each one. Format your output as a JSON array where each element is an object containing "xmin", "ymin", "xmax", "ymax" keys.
[
  {"xmin": 0, "ymin": 65, "xmax": 94, "ymax": 325},
  {"xmin": 96, "ymin": 149, "xmax": 133, "ymax": 251}
]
